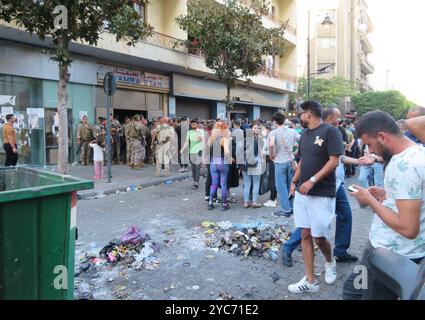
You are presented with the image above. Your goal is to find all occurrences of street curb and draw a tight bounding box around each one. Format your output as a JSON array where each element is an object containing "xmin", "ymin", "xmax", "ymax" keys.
[{"xmin": 77, "ymin": 172, "xmax": 207, "ymax": 200}]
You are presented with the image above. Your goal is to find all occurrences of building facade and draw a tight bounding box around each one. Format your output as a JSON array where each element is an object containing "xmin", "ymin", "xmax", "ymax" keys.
[
  {"xmin": 0, "ymin": 0, "xmax": 299, "ymax": 165},
  {"xmin": 298, "ymin": 0, "xmax": 374, "ymax": 114}
]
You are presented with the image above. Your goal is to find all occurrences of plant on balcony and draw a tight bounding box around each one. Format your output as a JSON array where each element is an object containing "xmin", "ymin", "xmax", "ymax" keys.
[
  {"xmin": 297, "ymin": 77, "xmax": 356, "ymax": 108},
  {"xmin": 0, "ymin": 0, "xmax": 153, "ymax": 174},
  {"xmin": 352, "ymin": 91, "xmax": 412, "ymax": 119},
  {"xmin": 176, "ymin": 0, "xmax": 287, "ymax": 122}
]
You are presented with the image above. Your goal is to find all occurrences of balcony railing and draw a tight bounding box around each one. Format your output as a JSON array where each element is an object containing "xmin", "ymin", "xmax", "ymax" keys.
[
  {"xmin": 265, "ymin": 14, "xmax": 297, "ymax": 35},
  {"xmin": 143, "ymin": 31, "xmax": 204, "ymax": 57},
  {"xmin": 143, "ymin": 31, "xmax": 296, "ymax": 85},
  {"xmin": 259, "ymin": 67, "xmax": 297, "ymax": 84}
]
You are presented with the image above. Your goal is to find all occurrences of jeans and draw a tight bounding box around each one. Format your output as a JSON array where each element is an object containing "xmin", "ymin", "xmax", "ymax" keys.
[
  {"xmin": 242, "ymin": 171, "xmax": 260, "ymax": 202},
  {"xmin": 267, "ymin": 157, "xmax": 277, "ymax": 201},
  {"xmin": 189, "ymin": 153, "xmax": 201, "ymax": 183},
  {"xmin": 282, "ymin": 184, "xmax": 353, "ymax": 257},
  {"xmin": 275, "ymin": 161, "xmax": 293, "ymax": 213},
  {"xmin": 359, "ymin": 163, "xmax": 384, "ymax": 188}
]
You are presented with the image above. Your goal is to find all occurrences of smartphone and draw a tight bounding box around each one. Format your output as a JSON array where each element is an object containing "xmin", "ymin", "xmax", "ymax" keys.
[{"xmin": 347, "ymin": 185, "xmax": 359, "ymax": 193}]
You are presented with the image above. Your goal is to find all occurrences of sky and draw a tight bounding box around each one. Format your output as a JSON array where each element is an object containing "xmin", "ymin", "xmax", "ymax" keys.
[{"xmin": 367, "ymin": 0, "xmax": 425, "ymax": 106}]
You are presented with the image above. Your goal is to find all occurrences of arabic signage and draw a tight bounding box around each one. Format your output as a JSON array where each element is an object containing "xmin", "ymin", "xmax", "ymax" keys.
[{"xmin": 97, "ymin": 64, "xmax": 170, "ymax": 91}]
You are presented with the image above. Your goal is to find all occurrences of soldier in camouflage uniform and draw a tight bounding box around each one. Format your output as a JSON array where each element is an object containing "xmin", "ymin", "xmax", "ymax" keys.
[
  {"xmin": 109, "ymin": 114, "xmax": 122, "ymax": 164},
  {"xmin": 127, "ymin": 114, "xmax": 145, "ymax": 169},
  {"xmin": 123, "ymin": 116, "xmax": 132, "ymax": 166},
  {"xmin": 154, "ymin": 117, "xmax": 175, "ymax": 177},
  {"xmin": 77, "ymin": 116, "xmax": 94, "ymax": 165}
]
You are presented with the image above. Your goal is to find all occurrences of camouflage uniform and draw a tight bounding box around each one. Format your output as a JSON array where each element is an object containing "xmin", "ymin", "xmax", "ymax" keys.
[
  {"xmin": 155, "ymin": 124, "xmax": 175, "ymax": 176},
  {"xmin": 124, "ymin": 123, "xmax": 132, "ymax": 166},
  {"xmin": 110, "ymin": 119, "xmax": 122, "ymax": 164},
  {"xmin": 127, "ymin": 117, "xmax": 145, "ymax": 169},
  {"xmin": 77, "ymin": 122, "xmax": 93, "ymax": 165},
  {"xmin": 94, "ymin": 123, "xmax": 107, "ymax": 163}
]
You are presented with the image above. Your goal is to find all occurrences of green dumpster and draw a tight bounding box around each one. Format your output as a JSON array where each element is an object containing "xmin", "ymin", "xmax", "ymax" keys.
[{"xmin": 0, "ymin": 167, "xmax": 93, "ymax": 300}]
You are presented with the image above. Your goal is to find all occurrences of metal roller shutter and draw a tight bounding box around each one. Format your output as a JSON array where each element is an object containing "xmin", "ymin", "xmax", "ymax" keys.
[
  {"xmin": 260, "ymin": 107, "xmax": 276, "ymax": 121},
  {"xmin": 176, "ymin": 98, "xmax": 211, "ymax": 120}
]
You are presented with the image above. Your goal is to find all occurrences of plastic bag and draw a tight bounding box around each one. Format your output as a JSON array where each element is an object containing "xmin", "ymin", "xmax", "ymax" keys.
[{"xmin": 121, "ymin": 226, "xmax": 149, "ymax": 245}]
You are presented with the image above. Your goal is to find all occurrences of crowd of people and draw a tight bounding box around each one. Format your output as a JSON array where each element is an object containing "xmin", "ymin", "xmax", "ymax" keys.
[{"xmin": 70, "ymin": 103, "xmax": 425, "ymax": 299}]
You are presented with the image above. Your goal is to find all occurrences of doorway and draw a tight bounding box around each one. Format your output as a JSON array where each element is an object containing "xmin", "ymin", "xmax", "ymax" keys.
[{"xmin": 113, "ymin": 109, "xmax": 147, "ymax": 123}]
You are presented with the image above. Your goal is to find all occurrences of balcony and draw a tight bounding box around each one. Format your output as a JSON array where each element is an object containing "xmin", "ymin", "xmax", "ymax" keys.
[
  {"xmin": 360, "ymin": 35, "xmax": 373, "ymax": 55},
  {"xmin": 142, "ymin": 31, "xmax": 203, "ymax": 57},
  {"xmin": 359, "ymin": 54, "xmax": 374, "ymax": 75},
  {"xmin": 262, "ymin": 15, "xmax": 297, "ymax": 45}
]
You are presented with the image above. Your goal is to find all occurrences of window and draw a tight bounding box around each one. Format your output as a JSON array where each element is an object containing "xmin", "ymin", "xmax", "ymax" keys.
[
  {"xmin": 133, "ymin": 1, "xmax": 145, "ymax": 21},
  {"xmin": 318, "ymin": 37, "xmax": 336, "ymax": 49}
]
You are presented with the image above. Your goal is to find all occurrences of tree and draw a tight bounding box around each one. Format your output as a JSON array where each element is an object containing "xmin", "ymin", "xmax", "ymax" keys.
[
  {"xmin": 297, "ymin": 77, "xmax": 356, "ymax": 107},
  {"xmin": 0, "ymin": 1, "xmax": 153, "ymax": 173},
  {"xmin": 176, "ymin": 0, "xmax": 287, "ymax": 122},
  {"xmin": 352, "ymin": 90, "xmax": 411, "ymax": 119}
]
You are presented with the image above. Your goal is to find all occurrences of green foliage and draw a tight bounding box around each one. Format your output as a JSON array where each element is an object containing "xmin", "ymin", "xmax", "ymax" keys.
[
  {"xmin": 352, "ymin": 90, "xmax": 411, "ymax": 119},
  {"xmin": 0, "ymin": 0, "xmax": 153, "ymax": 66},
  {"xmin": 176, "ymin": 0, "xmax": 287, "ymax": 109},
  {"xmin": 297, "ymin": 77, "xmax": 356, "ymax": 107}
]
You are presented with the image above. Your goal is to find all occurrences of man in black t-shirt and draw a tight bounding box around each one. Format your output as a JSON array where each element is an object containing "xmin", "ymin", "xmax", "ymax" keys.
[{"xmin": 287, "ymin": 101, "xmax": 343, "ymax": 294}]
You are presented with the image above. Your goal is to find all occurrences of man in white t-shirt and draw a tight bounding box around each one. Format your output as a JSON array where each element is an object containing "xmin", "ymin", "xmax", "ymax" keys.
[
  {"xmin": 343, "ymin": 110, "xmax": 425, "ymax": 300},
  {"xmin": 269, "ymin": 112, "xmax": 300, "ymax": 217}
]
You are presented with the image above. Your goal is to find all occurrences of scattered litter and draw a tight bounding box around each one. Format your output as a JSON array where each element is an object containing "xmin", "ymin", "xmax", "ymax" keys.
[
  {"xmin": 192, "ymin": 285, "xmax": 200, "ymax": 290},
  {"xmin": 270, "ymin": 272, "xmax": 280, "ymax": 282},
  {"xmin": 183, "ymin": 198, "xmax": 189, "ymax": 201},
  {"xmin": 96, "ymin": 226, "xmax": 160, "ymax": 271},
  {"xmin": 205, "ymin": 255, "xmax": 215, "ymax": 259},
  {"xmin": 202, "ymin": 221, "xmax": 290, "ymax": 260},
  {"xmin": 164, "ymin": 287, "xmax": 171, "ymax": 292},
  {"xmin": 164, "ymin": 228, "xmax": 175, "ymax": 235},
  {"xmin": 218, "ymin": 292, "xmax": 233, "ymax": 300},
  {"xmin": 119, "ymin": 200, "xmax": 124, "ymax": 203},
  {"xmin": 107, "ymin": 278, "xmax": 114, "ymax": 282},
  {"xmin": 164, "ymin": 180, "xmax": 173, "ymax": 185},
  {"xmin": 183, "ymin": 262, "xmax": 190, "ymax": 268},
  {"xmin": 217, "ymin": 221, "xmax": 232, "ymax": 230},
  {"xmin": 201, "ymin": 221, "xmax": 217, "ymax": 228}
]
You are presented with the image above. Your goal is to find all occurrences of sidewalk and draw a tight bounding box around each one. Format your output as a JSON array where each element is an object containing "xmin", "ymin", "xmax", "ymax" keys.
[{"xmin": 46, "ymin": 163, "xmax": 198, "ymax": 200}]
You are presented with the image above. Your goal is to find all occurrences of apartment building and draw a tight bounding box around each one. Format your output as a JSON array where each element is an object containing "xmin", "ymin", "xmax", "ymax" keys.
[
  {"xmin": 0, "ymin": 0, "xmax": 299, "ymax": 165},
  {"xmin": 299, "ymin": 0, "xmax": 374, "ymax": 114}
]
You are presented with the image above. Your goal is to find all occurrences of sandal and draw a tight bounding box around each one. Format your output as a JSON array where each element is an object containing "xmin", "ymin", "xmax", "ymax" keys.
[
  {"xmin": 251, "ymin": 202, "xmax": 262, "ymax": 209},
  {"xmin": 243, "ymin": 203, "xmax": 250, "ymax": 209}
]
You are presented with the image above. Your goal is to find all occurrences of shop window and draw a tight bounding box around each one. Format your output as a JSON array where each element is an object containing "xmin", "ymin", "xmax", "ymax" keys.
[{"xmin": 44, "ymin": 108, "xmax": 73, "ymax": 164}]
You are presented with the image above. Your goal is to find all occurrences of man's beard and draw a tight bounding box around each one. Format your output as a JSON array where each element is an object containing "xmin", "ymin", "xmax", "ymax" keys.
[
  {"xmin": 301, "ymin": 120, "xmax": 308, "ymax": 128},
  {"xmin": 378, "ymin": 141, "xmax": 393, "ymax": 163}
]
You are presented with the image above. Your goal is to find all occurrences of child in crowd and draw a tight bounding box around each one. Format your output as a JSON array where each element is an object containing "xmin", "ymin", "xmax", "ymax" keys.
[{"xmin": 89, "ymin": 137, "xmax": 105, "ymax": 179}]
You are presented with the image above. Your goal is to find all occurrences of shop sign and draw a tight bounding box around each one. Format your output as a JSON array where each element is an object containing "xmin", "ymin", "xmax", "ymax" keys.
[{"xmin": 97, "ymin": 64, "xmax": 170, "ymax": 90}]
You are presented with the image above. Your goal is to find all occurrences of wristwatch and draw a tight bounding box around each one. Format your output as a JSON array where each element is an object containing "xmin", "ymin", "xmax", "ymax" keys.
[{"xmin": 309, "ymin": 176, "xmax": 317, "ymax": 184}]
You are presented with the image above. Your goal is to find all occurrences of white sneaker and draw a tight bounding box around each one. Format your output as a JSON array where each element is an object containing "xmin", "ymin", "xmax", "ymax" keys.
[
  {"xmin": 263, "ymin": 200, "xmax": 277, "ymax": 208},
  {"xmin": 325, "ymin": 259, "xmax": 337, "ymax": 284},
  {"xmin": 288, "ymin": 276, "xmax": 320, "ymax": 294}
]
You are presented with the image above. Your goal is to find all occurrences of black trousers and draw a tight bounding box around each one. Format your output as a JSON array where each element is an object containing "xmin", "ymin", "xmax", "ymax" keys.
[
  {"xmin": 267, "ymin": 158, "xmax": 277, "ymax": 201},
  {"xmin": 3, "ymin": 143, "xmax": 18, "ymax": 166}
]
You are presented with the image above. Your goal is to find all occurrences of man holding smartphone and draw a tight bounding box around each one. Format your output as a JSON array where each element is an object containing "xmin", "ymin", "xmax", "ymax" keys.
[{"xmin": 343, "ymin": 111, "xmax": 425, "ymax": 300}]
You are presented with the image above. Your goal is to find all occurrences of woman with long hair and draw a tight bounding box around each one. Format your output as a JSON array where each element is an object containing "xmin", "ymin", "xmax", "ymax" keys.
[
  {"xmin": 241, "ymin": 124, "xmax": 264, "ymax": 209},
  {"xmin": 207, "ymin": 121, "xmax": 232, "ymax": 211}
]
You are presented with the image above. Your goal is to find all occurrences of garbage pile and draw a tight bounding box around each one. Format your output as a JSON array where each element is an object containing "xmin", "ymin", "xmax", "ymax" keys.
[
  {"xmin": 100, "ymin": 226, "xmax": 160, "ymax": 270},
  {"xmin": 201, "ymin": 221, "xmax": 291, "ymax": 261},
  {"xmin": 75, "ymin": 226, "xmax": 160, "ymax": 276}
]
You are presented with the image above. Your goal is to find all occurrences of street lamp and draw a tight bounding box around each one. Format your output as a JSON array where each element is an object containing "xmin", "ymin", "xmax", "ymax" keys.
[{"xmin": 307, "ymin": 10, "xmax": 334, "ymax": 100}]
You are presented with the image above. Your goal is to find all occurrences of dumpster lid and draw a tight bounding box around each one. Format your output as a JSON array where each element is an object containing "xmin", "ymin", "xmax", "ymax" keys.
[{"xmin": 0, "ymin": 167, "xmax": 94, "ymax": 203}]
